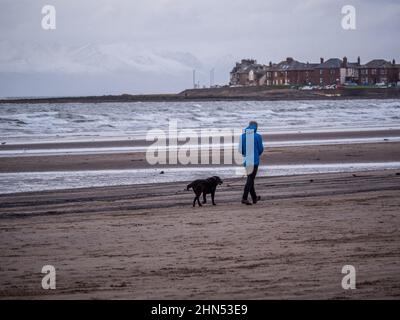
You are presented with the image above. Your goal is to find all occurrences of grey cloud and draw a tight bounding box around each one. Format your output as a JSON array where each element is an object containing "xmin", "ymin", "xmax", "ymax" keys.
[{"xmin": 0, "ymin": 0, "xmax": 399, "ymax": 97}]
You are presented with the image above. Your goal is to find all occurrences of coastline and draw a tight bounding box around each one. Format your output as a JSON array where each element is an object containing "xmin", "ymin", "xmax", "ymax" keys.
[
  {"xmin": 1, "ymin": 128, "xmax": 400, "ymax": 193},
  {"xmin": 1, "ymin": 141, "xmax": 399, "ymax": 172},
  {"xmin": 1, "ymin": 129, "xmax": 399, "ymax": 173},
  {"xmin": 1, "ymin": 127, "xmax": 400, "ymax": 298},
  {"xmin": 1, "ymin": 169, "xmax": 399, "ymax": 299},
  {"xmin": 1, "ymin": 87, "xmax": 400, "ymax": 104},
  {"xmin": 2, "ymin": 0, "xmax": 400, "ymax": 302},
  {"xmin": 2, "ymin": 128, "xmax": 400, "ymax": 148}
]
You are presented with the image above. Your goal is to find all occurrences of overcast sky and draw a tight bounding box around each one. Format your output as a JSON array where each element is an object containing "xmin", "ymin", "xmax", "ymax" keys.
[{"xmin": 0, "ymin": 0, "xmax": 399, "ymax": 97}]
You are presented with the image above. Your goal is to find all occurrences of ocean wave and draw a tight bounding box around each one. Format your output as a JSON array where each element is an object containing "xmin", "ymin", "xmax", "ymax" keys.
[
  {"xmin": 0, "ymin": 117, "xmax": 27, "ymax": 125},
  {"xmin": 0, "ymin": 99, "xmax": 399, "ymax": 141}
]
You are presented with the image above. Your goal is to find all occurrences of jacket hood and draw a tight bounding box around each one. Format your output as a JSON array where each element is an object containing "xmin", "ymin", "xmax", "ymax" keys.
[{"xmin": 245, "ymin": 123, "xmax": 257, "ymax": 133}]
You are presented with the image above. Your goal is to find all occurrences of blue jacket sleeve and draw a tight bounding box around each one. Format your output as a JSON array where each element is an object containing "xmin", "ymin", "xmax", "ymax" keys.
[
  {"xmin": 257, "ymin": 134, "xmax": 264, "ymax": 155},
  {"xmin": 239, "ymin": 134, "xmax": 246, "ymax": 155}
]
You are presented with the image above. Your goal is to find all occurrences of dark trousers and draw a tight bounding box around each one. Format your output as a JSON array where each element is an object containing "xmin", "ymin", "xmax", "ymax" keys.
[{"xmin": 242, "ymin": 165, "xmax": 258, "ymax": 201}]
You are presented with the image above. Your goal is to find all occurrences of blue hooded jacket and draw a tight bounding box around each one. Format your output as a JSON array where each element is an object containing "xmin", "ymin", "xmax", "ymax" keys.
[{"xmin": 239, "ymin": 123, "xmax": 264, "ymax": 166}]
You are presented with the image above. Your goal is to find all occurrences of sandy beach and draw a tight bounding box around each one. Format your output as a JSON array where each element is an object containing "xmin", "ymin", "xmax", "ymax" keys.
[
  {"xmin": 1, "ymin": 129, "xmax": 400, "ymax": 172},
  {"xmin": 2, "ymin": 0, "xmax": 400, "ymax": 305},
  {"xmin": 1, "ymin": 169, "xmax": 400, "ymax": 299},
  {"xmin": 1, "ymin": 127, "xmax": 400, "ymax": 299}
]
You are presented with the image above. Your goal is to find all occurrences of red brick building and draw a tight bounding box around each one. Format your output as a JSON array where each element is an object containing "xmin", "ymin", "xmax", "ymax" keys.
[
  {"xmin": 358, "ymin": 59, "xmax": 399, "ymax": 85},
  {"xmin": 230, "ymin": 56, "xmax": 399, "ymax": 87}
]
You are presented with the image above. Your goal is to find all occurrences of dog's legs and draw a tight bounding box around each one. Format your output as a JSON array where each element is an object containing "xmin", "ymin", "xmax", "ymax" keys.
[
  {"xmin": 202, "ymin": 192, "xmax": 207, "ymax": 204},
  {"xmin": 194, "ymin": 190, "xmax": 202, "ymax": 207},
  {"xmin": 211, "ymin": 190, "xmax": 216, "ymax": 205}
]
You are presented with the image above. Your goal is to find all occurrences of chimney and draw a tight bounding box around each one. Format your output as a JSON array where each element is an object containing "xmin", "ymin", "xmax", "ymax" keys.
[
  {"xmin": 393, "ymin": 59, "xmax": 396, "ymax": 65},
  {"xmin": 342, "ymin": 56, "xmax": 348, "ymax": 67},
  {"xmin": 286, "ymin": 57, "xmax": 294, "ymax": 63},
  {"xmin": 269, "ymin": 61, "xmax": 272, "ymax": 67},
  {"xmin": 320, "ymin": 57, "xmax": 324, "ymax": 64},
  {"xmin": 357, "ymin": 56, "xmax": 361, "ymax": 65}
]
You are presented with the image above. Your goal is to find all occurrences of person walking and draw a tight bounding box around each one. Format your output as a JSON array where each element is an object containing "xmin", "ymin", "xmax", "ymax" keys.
[{"xmin": 240, "ymin": 121, "xmax": 264, "ymax": 205}]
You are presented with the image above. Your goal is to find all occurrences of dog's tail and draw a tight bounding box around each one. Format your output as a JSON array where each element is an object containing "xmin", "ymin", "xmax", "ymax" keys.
[{"xmin": 186, "ymin": 182, "xmax": 194, "ymax": 191}]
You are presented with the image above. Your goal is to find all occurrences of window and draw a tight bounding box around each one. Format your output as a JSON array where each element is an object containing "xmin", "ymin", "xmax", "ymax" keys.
[
  {"xmin": 319, "ymin": 70, "xmax": 323, "ymax": 75},
  {"xmin": 330, "ymin": 69, "xmax": 335, "ymax": 75},
  {"xmin": 380, "ymin": 69, "xmax": 386, "ymax": 75},
  {"xmin": 249, "ymin": 70, "xmax": 254, "ymax": 81},
  {"xmin": 371, "ymin": 69, "xmax": 377, "ymax": 75},
  {"xmin": 320, "ymin": 78, "xmax": 323, "ymax": 84}
]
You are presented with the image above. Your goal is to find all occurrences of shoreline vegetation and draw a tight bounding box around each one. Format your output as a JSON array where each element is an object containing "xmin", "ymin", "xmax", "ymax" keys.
[{"xmin": 1, "ymin": 86, "xmax": 400, "ymax": 104}]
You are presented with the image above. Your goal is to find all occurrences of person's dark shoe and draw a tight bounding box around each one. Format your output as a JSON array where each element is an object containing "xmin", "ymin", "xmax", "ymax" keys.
[
  {"xmin": 252, "ymin": 196, "xmax": 261, "ymax": 204},
  {"xmin": 241, "ymin": 199, "xmax": 252, "ymax": 205}
]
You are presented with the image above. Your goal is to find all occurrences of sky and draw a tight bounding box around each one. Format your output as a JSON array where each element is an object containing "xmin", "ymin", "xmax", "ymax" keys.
[{"xmin": 0, "ymin": 0, "xmax": 399, "ymax": 97}]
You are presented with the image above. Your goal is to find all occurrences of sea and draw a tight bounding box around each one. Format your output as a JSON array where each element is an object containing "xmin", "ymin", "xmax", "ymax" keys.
[
  {"xmin": 1, "ymin": 99, "xmax": 400, "ymax": 193},
  {"xmin": 1, "ymin": 99, "xmax": 400, "ymax": 142}
]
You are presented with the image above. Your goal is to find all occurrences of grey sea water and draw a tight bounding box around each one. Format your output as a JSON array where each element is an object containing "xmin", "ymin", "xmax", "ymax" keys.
[
  {"xmin": 1, "ymin": 99, "xmax": 400, "ymax": 142},
  {"xmin": 1, "ymin": 99, "xmax": 400, "ymax": 193},
  {"xmin": 1, "ymin": 162, "xmax": 400, "ymax": 194}
]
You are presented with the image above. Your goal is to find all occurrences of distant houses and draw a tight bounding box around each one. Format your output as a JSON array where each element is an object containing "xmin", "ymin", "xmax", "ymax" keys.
[{"xmin": 230, "ymin": 57, "xmax": 400, "ymax": 87}]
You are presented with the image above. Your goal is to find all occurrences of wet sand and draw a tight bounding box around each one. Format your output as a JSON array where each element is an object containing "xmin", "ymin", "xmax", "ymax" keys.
[
  {"xmin": 1, "ymin": 129, "xmax": 400, "ymax": 173},
  {"xmin": 1, "ymin": 169, "xmax": 400, "ymax": 299},
  {"xmin": 1, "ymin": 128, "xmax": 400, "ymax": 299},
  {"xmin": 2, "ymin": 129, "xmax": 400, "ymax": 149},
  {"xmin": 0, "ymin": 141, "xmax": 399, "ymax": 172}
]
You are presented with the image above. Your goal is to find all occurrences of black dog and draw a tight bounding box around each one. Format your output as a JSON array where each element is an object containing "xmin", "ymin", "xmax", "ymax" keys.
[{"xmin": 187, "ymin": 176, "xmax": 223, "ymax": 207}]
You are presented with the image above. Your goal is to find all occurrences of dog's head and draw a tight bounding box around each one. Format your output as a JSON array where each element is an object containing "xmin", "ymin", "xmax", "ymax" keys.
[{"xmin": 211, "ymin": 176, "xmax": 223, "ymax": 185}]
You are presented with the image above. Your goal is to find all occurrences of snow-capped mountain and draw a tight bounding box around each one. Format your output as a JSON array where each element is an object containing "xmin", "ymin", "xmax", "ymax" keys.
[
  {"xmin": 0, "ymin": 41, "xmax": 234, "ymax": 96},
  {"xmin": 0, "ymin": 41, "xmax": 206, "ymax": 75}
]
